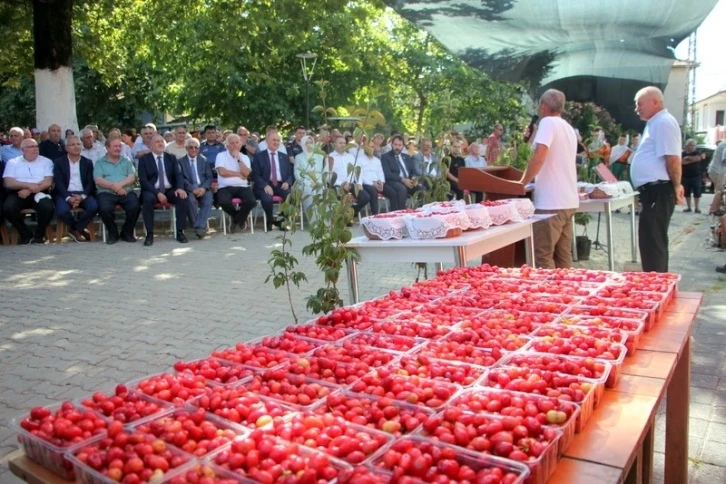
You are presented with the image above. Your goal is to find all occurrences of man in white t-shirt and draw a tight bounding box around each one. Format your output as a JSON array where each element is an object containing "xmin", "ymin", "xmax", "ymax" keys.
[
  {"xmin": 519, "ymin": 89, "xmax": 579, "ymax": 269},
  {"xmin": 629, "ymin": 86, "xmax": 684, "ymax": 273},
  {"xmin": 215, "ymin": 134, "xmax": 257, "ymax": 232},
  {"xmin": 2, "ymin": 138, "xmax": 55, "ymax": 244}
]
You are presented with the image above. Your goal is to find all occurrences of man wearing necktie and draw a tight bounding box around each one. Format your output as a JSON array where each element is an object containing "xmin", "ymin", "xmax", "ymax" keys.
[
  {"xmin": 179, "ymin": 138, "xmax": 214, "ymax": 239},
  {"xmin": 138, "ymin": 135, "xmax": 190, "ymax": 246},
  {"xmin": 252, "ymin": 130, "xmax": 293, "ymax": 230},
  {"xmin": 380, "ymin": 135, "xmax": 421, "ymax": 211}
]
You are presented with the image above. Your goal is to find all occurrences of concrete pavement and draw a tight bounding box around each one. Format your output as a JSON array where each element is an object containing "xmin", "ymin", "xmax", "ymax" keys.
[{"xmin": 0, "ymin": 196, "xmax": 724, "ymax": 483}]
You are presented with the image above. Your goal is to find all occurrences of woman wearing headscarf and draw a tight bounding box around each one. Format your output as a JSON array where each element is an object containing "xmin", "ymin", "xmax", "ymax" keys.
[{"xmin": 294, "ymin": 135, "xmax": 326, "ymax": 219}]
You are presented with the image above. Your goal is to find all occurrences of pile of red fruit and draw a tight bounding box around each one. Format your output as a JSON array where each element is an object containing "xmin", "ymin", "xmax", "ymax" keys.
[
  {"xmin": 131, "ymin": 408, "xmax": 239, "ymax": 457},
  {"xmin": 70, "ymin": 428, "xmax": 189, "ymax": 483},
  {"xmin": 79, "ymin": 384, "xmax": 169, "ymax": 424},
  {"xmin": 14, "ymin": 264, "xmax": 681, "ymax": 483}
]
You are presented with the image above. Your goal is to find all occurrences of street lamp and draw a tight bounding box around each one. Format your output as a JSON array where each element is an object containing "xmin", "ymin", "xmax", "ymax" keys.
[{"xmin": 297, "ymin": 52, "xmax": 318, "ymax": 129}]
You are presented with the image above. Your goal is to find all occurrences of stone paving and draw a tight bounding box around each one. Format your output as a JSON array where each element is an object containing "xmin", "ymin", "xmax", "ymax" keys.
[{"xmin": 0, "ymin": 197, "xmax": 724, "ymax": 483}]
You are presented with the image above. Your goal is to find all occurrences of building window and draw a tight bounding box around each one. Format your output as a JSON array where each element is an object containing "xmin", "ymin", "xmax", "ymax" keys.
[{"xmin": 717, "ymin": 110, "xmax": 725, "ymax": 126}]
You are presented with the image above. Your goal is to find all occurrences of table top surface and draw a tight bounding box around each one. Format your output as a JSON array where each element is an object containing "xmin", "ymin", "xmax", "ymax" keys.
[
  {"xmin": 348, "ymin": 215, "xmax": 546, "ymax": 249},
  {"xmin": 10, "ymin": 292, "xmax": 702, "ymax": 484}
]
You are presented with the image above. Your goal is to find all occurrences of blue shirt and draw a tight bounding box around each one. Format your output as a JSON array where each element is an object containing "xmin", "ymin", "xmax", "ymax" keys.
[
  {"xmin": 200, "ymin": 141, "xmax": 225, "ymax": 166},
  {"xmin": 1, "ymin": 145, "xmax": 22, "ymax": 163}
]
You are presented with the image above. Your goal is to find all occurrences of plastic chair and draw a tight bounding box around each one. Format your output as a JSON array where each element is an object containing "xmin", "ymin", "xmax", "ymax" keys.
[{"xmin": 220, "ymin": 198, "xmax": 254, "ymax": 235}]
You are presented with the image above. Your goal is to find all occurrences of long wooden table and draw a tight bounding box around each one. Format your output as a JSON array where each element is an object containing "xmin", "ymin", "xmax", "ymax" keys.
[
  {"xmin": 549, "ymin": 291, "xmax": 700, "ymax": 483},
  {"xmin": 9, "ymin": 293, "xmax": 700, "ymax": 484}
]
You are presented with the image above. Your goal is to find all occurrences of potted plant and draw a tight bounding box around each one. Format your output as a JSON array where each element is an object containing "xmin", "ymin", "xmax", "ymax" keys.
[{"xmin": 574, "ymin": 212, "xmax": 592, "ymax": 260}]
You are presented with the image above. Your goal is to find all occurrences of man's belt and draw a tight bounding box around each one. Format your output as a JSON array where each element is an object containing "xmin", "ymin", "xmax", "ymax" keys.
[{"xmin": 635, "ymin": 180, "xmax": 670, "ymax": 192}]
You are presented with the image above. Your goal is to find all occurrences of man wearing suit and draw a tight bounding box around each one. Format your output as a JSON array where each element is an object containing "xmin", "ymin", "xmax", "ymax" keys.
[
  {"xmin": 179, "ymin": 137, "xmax": 214, "ymax": 239},
  {"xmin": 380, "ymin": 135, "xmax": 420, "ymax": 211},
  {"xmin": 52, "ymin": 135, "xmax": 98, "ymax": 242},
  {"xmin": 138, "ymin": 135, "xmax": 190, "ymax": 246},
  {"xmin": 252, "ymin": 130, "xmax": 293, "ymax": 230}
]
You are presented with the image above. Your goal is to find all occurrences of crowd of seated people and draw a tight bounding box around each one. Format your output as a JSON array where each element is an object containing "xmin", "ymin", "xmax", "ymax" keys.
[{"xmin": 0, "ymin": 122, "xmax": 503, "ymax": 246}]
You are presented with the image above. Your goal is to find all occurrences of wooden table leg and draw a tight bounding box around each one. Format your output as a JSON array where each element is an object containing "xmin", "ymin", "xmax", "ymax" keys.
[
  {"xmin": 625, "ymin": 444, "xmax": 643, "ymax": 484},
  {"xmin": 665, "ymin": 336, "xmax": 691, "ymax": 484},
  {"xmin": 643, "ymin": 416, "xmax": 655, "ymax": 483}
]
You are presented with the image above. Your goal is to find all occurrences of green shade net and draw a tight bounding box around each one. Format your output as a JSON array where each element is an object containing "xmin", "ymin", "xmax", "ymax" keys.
[{"xmin": 384, "ymin": 0, "xmax": 718, "ymax": 128}]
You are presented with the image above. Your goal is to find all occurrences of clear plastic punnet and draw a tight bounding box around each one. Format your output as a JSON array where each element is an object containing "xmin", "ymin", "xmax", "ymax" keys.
[
  {"xmin": 446, "ymin": 387, "xmax": 581, "ymax": 456},
  {"xmin": 370, "ymin": 435, "xmax": 531, "ymax": 483},
  {"xmin": 9, "ymin": 402, "xmax": 111, "ymax": 480},
  {"xmin": 481, "ymin": 366, "xmax": 602, "ymax": 432}
]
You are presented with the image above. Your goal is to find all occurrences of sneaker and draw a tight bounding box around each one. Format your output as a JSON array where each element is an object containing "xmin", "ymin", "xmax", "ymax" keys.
[{"xmin": 683, "ymin": 208, "xmax": 692, "ymax": 213}]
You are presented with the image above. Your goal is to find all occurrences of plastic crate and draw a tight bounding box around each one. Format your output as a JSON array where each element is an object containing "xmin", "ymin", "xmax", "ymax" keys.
[
  {"xmin": 481, "ymin": 366, "xmax": 602, "ymax": 433},
  {"xmin": 281, "ymin": 323, "xmax": 356, "ymax": 343},
  {"xmin": 126, "ymin": 372, "xmax": 213, "ymax": 407},
  {"xmin": 370, "ymin": 435, "xmax": 530, "ymax": 483},
  {"xmin": 77, "ymin": 389, "xmax": 174, "ymax": 425},
  {"xmin": 368, "ymin": 318, "xmax": 452, "ymax": 340},
  {"xmin": 9, "ymin": 402, "xmax": 110, "ymax": 480},
  {"xmin": 127, "ymin": 407, "xmax": 249, "ymax": 457},
  {"xmin": 312, "ymin": 390, "xmax": 435, "ymax": 436},
  {"xmin": 348, "ymin": 370, "xmax": 460, "ymax": 412},
  {"xmin": 261, "ymin": 412, "xmax": 395, "ymax": 466},
  {"xmin": 188, "ymin": 385, "xmax": 296, "ymax": 428},
  {"xmin": 411, "ymin": 337, "xmax": 506, "ymax": 368},
  {"xmin": 161, "ymin": 461, "xmax": 245, "ymax": 483},
  {"xmin": 458, "ymin": 309, "xmax": 560, "ymax": 336},
  {"xmin": 437, "ymin": 327, "xmax": 531, "ymax": 355},
  {"xmin": 309, "ymin": 342, "xmax": 399, "ymax": 367},
  {"xmin": 171, "ymin": 357, "xmax": 258, "ymax": 387},
  {"xmin": 579, "ymin": 296, "xmax": 657, "ymax": 331},
  {"xmin": 414, "ymin": 411, "xmax": 561, "ymax": 484},
  {"xmin": 532, "ymin": 323, "xmax": 629, "ymax": 348},
  {"xmin": 210, "ymin": 344, "xmax": 293, "ymax": 371},
  {"xmin": 285, "ymin": 355, "xmax": 376, "ymax": 387},
  {"xmin": 447, "ymin": 387, "xmax": 581, "ymax": 456},
  {"xmin": 498, "ymin": 352, "xmax": 610, "ymax": 389},
  {"xmin": 341, "ymin": 332, "xmax": 427, "ymax": 355},
  {"xmin": 557, "ymin": 314, "xmax": 645, "ymax": 355},
  {"xmin": 395, "ymin": 306, "xmax": 487, "ymax": 328},
  {"xmin": 387, "ymin": 354, "xmax": 488, "ymax": 387},
  {"xmin": 205, "ymin": 433, "xmax": 352, "ymax": 481},
  {"xmin": 239, "ymin": 372, "xmax": 341, "ymax": 412},
  {"xmin": 67, "ymin": 431, "xmax": 192, "ymax": 484},
  {"xmin": 245, "ymin": 333, "xmax": 321, "ymax": 356}
]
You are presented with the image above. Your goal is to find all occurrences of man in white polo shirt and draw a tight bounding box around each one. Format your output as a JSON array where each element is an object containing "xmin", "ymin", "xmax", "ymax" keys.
[
  {"xmin": 630, "ymin": 86, "xmax": 684, "ymax": 273},
  {"xmin": 519, "ymin": 89, "xmax": 579, "ymax": 269},
  {"xmin": 2, "ymin": 138, "xmax": 55, "ymax": 244}
]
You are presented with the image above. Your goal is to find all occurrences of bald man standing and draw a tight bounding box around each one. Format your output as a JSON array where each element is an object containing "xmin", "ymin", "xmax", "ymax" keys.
[
  {"xmin": 39, "ymin": 124, "xmax": 67, "ymax": 160},
  {"xmin": 630, "ymin": 86, "xmax": 684, "ymax": 273}
]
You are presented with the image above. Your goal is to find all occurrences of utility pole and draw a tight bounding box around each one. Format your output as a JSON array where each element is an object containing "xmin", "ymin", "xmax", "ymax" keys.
[{"xmin": 683, "ymin": 30, "xmax": 698, "ymax": 138}]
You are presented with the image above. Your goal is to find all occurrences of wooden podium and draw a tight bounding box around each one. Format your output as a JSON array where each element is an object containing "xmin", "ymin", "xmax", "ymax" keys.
[{"xmin": 457, "ymin": 166, "xmax": 531, "ymax": 267}]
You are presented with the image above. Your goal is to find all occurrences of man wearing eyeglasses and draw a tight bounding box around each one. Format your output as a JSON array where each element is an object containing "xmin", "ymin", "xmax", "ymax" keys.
[
  {"xmin": 2, "ymin": 139, "xmax": 55, "ymax": 245},
  {"xmin": 179, "ymin": 137, "xmax": 214, "ymax": 239}
]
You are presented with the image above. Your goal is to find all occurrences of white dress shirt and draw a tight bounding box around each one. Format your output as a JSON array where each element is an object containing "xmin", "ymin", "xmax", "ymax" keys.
[
  {"xmin": 81, "ymin": 143, "xmax": 107, "ymax": 165},
  {"xmin": 67, "ymin": 158, "xmax": 84, "ymax": 193},
  {"xmin": 395, "ymin": 153, "xmax": 410, "ymax": 178},
  {"xmin": 359, "ymin": 156, "xmax": 385, "ymax": 185},
  {"xmin": 630, "ymin": 109, "xmax": 681, "ymax": 189},
  {"xmin": 464, "ymin": 155, "xmax": 487, "ymax": 169},
  {"xmin": 153, "ymin": 154, "xmax": 172, "ymax": 189},
  {"xmin": 330, "ymin": 151, "xmax": 357, "ymax": 185},
  {"xmin": 259, "ymin": 140, "xmax": 287, "ymax": 154}
]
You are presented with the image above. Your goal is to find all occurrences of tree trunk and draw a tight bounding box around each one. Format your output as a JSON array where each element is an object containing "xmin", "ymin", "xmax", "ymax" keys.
[
  {"xmin": 415, "ymin": 91, "xmax": 427, "ymax": 137},
  {"xmin": 33, "ymin": 0, "xmax": 78, "ymax": 133}
]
